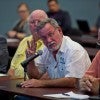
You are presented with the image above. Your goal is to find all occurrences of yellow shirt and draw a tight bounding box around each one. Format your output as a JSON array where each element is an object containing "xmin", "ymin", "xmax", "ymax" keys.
[{"xmin": 10, "ymin": 35, "xmax": 44, "ymax": 78}]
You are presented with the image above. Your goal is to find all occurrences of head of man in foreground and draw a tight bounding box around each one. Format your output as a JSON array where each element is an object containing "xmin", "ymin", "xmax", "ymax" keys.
[{"xmin": 36, "ymin": 18, "xmax": 63, "ymax": 52}]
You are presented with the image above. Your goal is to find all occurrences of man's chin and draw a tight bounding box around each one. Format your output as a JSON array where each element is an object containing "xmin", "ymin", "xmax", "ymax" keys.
[{"xmin": 47, "ymin": 44, "xmax": 60, "ymax": 51}]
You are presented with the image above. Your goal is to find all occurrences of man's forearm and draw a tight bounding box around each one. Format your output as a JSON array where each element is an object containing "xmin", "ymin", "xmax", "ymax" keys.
[
  {"xmin": 27, "ymin": 61, "xmax": 42, "ymax": 79},
  {"xmin": 7, "ymin": 68, "xmax": 15, "ymax": 78},
  {"xmin": 40, "ymin": 77, "xmax": 77, "ymax": 88}
]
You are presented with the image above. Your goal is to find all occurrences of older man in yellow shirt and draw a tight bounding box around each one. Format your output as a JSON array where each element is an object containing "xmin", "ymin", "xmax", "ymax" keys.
[{"xmin": 7, "ymin": 10, "xmax": 48, "ymax": 78}]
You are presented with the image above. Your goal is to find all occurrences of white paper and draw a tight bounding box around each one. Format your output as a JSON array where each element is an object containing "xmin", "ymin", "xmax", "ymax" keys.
[
  {"xmin": 7, "ymin": 39, "xmax": 19, "ymax": 42},
  {"xmin": 66, "ymin": 91, "xmax": 89, "ymax": 99},
  {"xmin": 0, "ymin": 73, "xmax": 8, "ymax": 77},
  {"xmin": 44, "ymin": 91, "xmax": 89, "ymax": 99},
  {"xmin": 44, "ymin": 93, "xmax": 69, "ymax": 98}
]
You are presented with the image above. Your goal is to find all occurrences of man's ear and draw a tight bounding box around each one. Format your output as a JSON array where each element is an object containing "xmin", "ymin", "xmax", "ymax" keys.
[{"xmin": 58, "ymin": 27, "xmax": 63, "ymax": 35}]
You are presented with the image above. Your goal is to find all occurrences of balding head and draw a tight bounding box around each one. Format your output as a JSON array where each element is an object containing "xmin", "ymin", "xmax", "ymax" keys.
[
  {"xmin": 29, "ymin": 10, "xmax": 48, "ymax": 20},
  {"xmin": 29, "ymin": 9, "xmax": 48, "ymax": 35}
]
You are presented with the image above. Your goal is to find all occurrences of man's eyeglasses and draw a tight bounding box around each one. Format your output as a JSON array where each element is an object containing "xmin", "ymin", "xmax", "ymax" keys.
[{"xmin": 40, "ymin": 28, "xmax": 57, "ymax": 41}]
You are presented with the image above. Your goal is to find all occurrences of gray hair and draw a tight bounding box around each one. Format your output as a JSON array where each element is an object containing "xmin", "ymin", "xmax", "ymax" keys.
[
  {"xmin": 36, "ymin": 18, "xmax": 59, "ymax": 32},
  {"xmin": 28, "ymin": 9, "xmax": 48, "ymax": 22}
]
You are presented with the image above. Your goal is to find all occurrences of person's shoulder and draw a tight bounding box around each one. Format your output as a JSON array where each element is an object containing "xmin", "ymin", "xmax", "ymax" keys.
[
  {"xmin": 24, "ymin": 18, "xmax": 30, "ymax": 25},
  {"xmin": 16, "ymin": 35, "xmax": 32, "ymax": 54},
  {"xmin": 20, "ymin": 35, "xmax": 32, "ymax": 44},
  {"xmin": 46, "ymin": 11, "xmax": 51, "ymax": 16},
  {"xmin": 63, "ymin": 36, "xmax": 85, "ymax": 51},
  {"xmin": 63, "ymin": 36, "xmax": 89, "ymax": 60},
  {"xmin": 22, "ymin": 35, "xmax": 32, "ymax": 41},
  {"xmin": 60, "ymin": 10, "xmax": 69, "ymax": 14}
]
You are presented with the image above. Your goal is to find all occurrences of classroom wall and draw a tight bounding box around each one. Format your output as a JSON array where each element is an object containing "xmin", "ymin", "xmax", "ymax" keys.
[{"xmin": 0, "ymin": 0, "xmax": 100, "ymax": 36}]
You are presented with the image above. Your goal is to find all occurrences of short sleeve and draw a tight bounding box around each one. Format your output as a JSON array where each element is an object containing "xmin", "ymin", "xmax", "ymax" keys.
[{"xmin": 85, "ymin": 51, "xmax": 100, "ymax": 77}]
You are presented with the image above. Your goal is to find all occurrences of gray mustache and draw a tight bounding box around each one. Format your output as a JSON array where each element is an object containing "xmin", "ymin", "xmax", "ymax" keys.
[{"xmin": 47, "ymin": 42, "xmax": 55, "ymax": 47}]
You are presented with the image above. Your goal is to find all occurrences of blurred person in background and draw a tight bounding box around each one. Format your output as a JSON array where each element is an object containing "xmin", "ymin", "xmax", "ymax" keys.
[
  {"xmin": 7, "ymin": 2, "xmax": 31, "ymax": 40},
  {"xmin": 7, "ymin": 10, "xmax": 49, "ymax": 79},
  {"xmin": 91, "ymin": 2, "xmax": 100, "ymax": 36},
  {"xmin": 46, "ymin": 0, "xmax": 72, "ymax": 36}
]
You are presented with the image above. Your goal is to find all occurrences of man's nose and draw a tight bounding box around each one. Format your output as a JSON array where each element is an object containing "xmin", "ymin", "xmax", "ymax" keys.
[
  {"xmin": 46, "ymin": 37, "xmax": 52, "ymax": 43},
  {"xmin": 34, "ymin": 21, "xmax": 38, "ymax": 26}
]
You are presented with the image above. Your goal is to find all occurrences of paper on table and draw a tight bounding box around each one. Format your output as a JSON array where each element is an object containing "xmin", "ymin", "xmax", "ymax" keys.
[
  {"xmin": 7, "ymin": 39, "xmax": 19, "ymax": 42},
  {"xmin": 66, "ymin": 91, "xmax": 89, "ymax": 99},
  {"xmin": 43, "ymin": 91, "xmax": 89, "ymax": 99},
  {"xmin": 0, "ymin": 73, "xmax": 8, "ymax": 77},
  {"xmin": 44, "ymin": 93, "xmax": 69, "ymax": 99}
]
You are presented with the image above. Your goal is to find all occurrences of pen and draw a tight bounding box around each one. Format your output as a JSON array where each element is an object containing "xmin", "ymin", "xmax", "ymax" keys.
[{"xmin": 62, "ymin": 93, "xmax": 70, "ymax": 96}]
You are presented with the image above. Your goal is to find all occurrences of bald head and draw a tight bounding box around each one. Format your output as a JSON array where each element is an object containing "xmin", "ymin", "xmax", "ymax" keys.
[
  {"xmin": 29, "ymin": 9, "xmax": 48, "ymax": 34},
  {"xmin": 30, "ymin": 10, "xmax": 48, "ymax": 20}
]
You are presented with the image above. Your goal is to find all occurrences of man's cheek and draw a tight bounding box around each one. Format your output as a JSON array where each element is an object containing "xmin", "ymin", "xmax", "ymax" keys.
[{"xmin": 31, "ymin": 26, "xmax": 35, "ymax": 32}]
